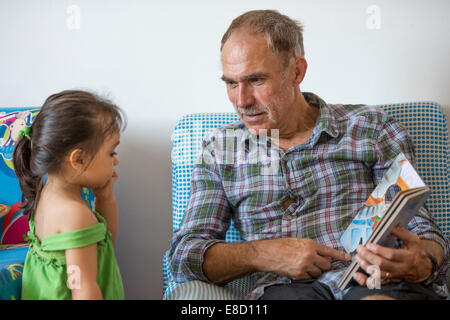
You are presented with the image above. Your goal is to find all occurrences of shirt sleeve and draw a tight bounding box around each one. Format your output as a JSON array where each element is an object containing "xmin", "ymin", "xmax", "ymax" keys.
[
  {"xmin": 372, "ymin": 117, "xmax": 450, "ymax": 284},
  {"xmin": 168, "ymin": 135, "xmax": 232, "ymax": 283}
]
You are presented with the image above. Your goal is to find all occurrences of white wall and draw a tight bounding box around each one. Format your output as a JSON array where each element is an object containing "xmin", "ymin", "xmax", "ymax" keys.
[{"xmin": 1, "ymin": 0, "xmax": 449, "ymax": 299}]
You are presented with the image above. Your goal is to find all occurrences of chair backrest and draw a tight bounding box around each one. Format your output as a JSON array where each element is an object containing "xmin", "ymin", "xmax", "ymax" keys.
[
  {"xmin": 0, "ymin": 107, "xmax": 40, "ymax": 206},
  {"xmin": 379, "ymin": 102, "xmax": 450, "ymax": 238},
  {"xmin": 171, "ymin": 113, "xmax": 241, "ymax": 242}
]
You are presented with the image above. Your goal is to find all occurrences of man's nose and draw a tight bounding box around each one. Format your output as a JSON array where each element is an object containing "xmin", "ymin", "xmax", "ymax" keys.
[{"xmin": 236, "ymin": 83, "xmax": 255, "ymax": 108}]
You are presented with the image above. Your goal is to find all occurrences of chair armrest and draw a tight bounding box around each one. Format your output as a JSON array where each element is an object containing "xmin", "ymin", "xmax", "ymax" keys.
[{"xmin": 164, "ymin": 280, "xmax": 242, "ymax": 300}]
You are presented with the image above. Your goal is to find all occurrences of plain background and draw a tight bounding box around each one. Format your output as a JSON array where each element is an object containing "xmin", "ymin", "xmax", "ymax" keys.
[{"xmin": 0, "ymin": 0, "xmax": 449, "ymax": 299}]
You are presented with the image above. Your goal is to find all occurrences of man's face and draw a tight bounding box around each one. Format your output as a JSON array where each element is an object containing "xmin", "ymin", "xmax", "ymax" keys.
[{"xmin": 221, "ymin": 30, "xmax": 297, "ymax": 133}]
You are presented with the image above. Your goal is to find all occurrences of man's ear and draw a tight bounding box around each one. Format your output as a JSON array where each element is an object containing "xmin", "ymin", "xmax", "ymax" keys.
[
  {"xmin": 292, "ymin": 57, "xmax": 307, "ymax": 86},
  {"xmin": 68, "ymin": 149, "xmax": 85, "ymax": 170}
]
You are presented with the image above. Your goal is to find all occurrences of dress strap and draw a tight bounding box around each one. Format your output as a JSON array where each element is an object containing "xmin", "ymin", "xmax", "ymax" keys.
[{"xmin": 41, "ymin": 223, "xmax": 106, "ymax": 251}]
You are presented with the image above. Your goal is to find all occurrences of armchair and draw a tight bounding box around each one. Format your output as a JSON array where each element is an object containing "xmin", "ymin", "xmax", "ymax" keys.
[{"xmin": 163, "ymin": 102, "xmax": 450, "ymax": 299}]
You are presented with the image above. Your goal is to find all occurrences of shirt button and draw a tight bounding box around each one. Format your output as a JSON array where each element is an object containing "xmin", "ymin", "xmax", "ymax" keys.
[{"xmin": 285, "ymin": 214, "xmax": 293, "ymax": 221}]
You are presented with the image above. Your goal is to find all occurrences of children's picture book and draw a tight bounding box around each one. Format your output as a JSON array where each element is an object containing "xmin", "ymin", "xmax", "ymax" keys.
[{"xmin": 338, "ymin": 152, "xmax": 430, "ymax": 291}]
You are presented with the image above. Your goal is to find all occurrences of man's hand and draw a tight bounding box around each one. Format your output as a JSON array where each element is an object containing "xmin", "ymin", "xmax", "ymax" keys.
[
  {"xmin": 253, "ymin": 238, "xmax": 352, "ymax": 280},
  {"xmin": 203, "ymin": 237, "xmax": 352, "ymax": 284},
  {"xmin": 353, "ymin": 226, "xmax": 435, "ymax": 286}
]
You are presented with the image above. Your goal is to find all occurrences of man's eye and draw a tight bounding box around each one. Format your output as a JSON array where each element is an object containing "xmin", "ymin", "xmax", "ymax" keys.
[
  {"xmin": 250, "ymin": 78, "xmax": 264, "ymax": 85},
  {"xmin": 226, "ymin": 81, "xmax": 238, "ymax": 88}
]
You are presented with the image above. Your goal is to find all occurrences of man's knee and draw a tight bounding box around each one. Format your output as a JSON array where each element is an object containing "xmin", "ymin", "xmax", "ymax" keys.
[
  {"xmin": 360, "ymin": 294, "xmax": 396, "ymax": 300},
  {"xmin": 260, "ymin": 280, "xmax": 335, "ymax": 300}
]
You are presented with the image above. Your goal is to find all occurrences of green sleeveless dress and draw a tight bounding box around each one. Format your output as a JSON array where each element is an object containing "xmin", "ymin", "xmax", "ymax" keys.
[{"xmin": 21, "ymin": 211, "xmax": 124, "ymax": 300}]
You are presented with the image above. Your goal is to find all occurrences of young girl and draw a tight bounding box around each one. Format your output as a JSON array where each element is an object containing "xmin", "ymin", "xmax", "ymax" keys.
[{"xmin": 13, "ymin": 90, "xmax": 126, "ymax": 300}]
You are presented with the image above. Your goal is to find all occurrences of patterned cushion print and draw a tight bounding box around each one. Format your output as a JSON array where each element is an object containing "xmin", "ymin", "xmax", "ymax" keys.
[{"xmin": 163, "ymin": 102, "xmax": 450, "ymax": 299}]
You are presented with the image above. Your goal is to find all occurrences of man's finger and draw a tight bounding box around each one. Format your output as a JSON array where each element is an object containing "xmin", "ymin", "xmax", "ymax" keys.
[
  {"xmin": 353, "ymin": 271, "xmax": 368, "ymax": 286},
  {"xmin": 313, "ymin": 254, "xmax": 332, "ymax": 272},
  {"xmin": 391, "ymin": 226, "xmax": 417, "ymax": 245},
  {"xmin": 306, "ymin": 264, "xmax": 323, "ymax": 279},
  {"xmin": 365, "ymin": 243, "xmax": 408, "ymax": 262},
  {"xmin": 356, "ymin": 245, "xmax": 396, "ymax": 272},
  {"xmin": 315, "ymin": 243, "xmax": 351, "ymax": 261}
]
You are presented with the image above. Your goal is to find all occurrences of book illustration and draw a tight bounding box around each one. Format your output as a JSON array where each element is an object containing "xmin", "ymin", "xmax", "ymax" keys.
[{"xmin": 340, "ymin": 153, "xmax": 425, "ymax": 254}]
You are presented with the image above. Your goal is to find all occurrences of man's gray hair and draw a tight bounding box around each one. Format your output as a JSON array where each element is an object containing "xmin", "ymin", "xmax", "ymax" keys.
[{"xmin": 221, "ymin": 10, "xmax": 305, "ymax": 67}]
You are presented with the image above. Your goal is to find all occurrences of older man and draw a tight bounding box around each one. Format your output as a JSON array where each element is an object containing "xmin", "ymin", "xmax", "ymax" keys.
[{"xmin": 169, "ymin": 10, "xmax": 449, "ymax": 300}]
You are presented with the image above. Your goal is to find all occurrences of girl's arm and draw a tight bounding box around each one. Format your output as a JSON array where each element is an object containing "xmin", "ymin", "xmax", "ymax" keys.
[
  {"xmin": 66, "ymin": 244, "xmax": 102, "ymax": 300},
  {"xmin": 63, "ymin": 203, "xmax": 103, "ymax": 300}
]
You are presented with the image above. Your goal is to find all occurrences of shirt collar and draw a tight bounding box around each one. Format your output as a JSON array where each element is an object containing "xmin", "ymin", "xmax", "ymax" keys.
[
  {"xmin": 238, "ymin": 92, "xmax": 340, "ymax": 150},
  {"xmin": 303, "ymin": 92, "xmax": 340, "ymax": 143}
]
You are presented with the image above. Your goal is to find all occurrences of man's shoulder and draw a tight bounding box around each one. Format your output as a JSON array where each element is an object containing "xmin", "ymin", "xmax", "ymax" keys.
[
  {"xmin": 220, "ymin": 118, "xmax": 246, "ymax": 130},
  {"xmin": 328, "ymin": 103, "xmax": 392, "ymax": 126},
  {"xmin": 202, "ymin": 119, "xmax": 246, "ymax": 145},
  {"xmin": 196, "ymin": 119, "xmax": 246, "ymax": 167}
]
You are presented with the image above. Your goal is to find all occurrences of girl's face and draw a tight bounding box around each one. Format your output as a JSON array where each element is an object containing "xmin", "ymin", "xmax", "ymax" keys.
[{"xmin": 82, "ymin": 132, "xmax": 120, "ymax": 188}]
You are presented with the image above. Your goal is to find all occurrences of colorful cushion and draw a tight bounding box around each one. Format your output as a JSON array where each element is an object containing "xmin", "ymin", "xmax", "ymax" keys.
[
  {"xmin": 0, "ymin": 202, "xmax": 29, "ymax": 244},
  {"xmin": 0, "ymin": 246, "xmax": 28, "ymax": 300},
  {"xmin": 0, "ymin": 108, "xmax": 40, "ymax": 206}
]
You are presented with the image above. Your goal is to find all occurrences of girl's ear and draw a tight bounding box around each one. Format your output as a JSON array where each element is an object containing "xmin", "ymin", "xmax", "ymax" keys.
[{"xmin": 68, "ymin": 149, "xmax": 85, "ymax": 170}]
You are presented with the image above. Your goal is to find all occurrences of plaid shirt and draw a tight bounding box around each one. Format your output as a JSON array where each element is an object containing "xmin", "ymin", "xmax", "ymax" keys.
[{"xmin": 169, "ymin": 92, "xmax": 450, "ymax": 299}]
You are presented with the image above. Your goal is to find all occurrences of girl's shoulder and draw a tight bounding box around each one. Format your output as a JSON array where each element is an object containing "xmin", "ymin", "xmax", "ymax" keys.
[
  {"xmin": 57, "ymin": 200, "xmax": 99, "ymax": 234},
  {"xmin": 34, "ymin": 198, "xmax": 98, "ymax": 241}
]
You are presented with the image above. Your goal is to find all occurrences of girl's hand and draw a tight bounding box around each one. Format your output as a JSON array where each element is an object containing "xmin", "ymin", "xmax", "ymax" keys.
[
  {"xmin": 92, "ymin": 170, "xmax": 118, "ymax": 201},
  {"xmin": 91, "ymin": 170, "xmax": 119, "ymax": 244}
]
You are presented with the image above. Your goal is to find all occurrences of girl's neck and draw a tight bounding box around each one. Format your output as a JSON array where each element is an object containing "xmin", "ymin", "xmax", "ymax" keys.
[{"xmin": 43, "ymin": 173, "xmax": 84, "ymax": 201}]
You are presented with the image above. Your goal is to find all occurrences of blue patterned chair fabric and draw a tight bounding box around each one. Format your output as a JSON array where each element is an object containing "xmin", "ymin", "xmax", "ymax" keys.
[{"xmin": 163, "ymin": 102, "xmax": 450, "ymax": 299}]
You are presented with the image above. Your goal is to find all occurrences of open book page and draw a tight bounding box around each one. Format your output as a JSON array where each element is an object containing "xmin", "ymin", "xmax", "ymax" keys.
[{"xmin": 340, "ymin": 153, "xmax": 425, "ymax": 254}]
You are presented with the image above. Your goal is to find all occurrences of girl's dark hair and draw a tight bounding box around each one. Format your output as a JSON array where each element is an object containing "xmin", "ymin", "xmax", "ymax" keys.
[{"xmin": 13, "ymin": 90, "xmax": 126, "ymax": 216}]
